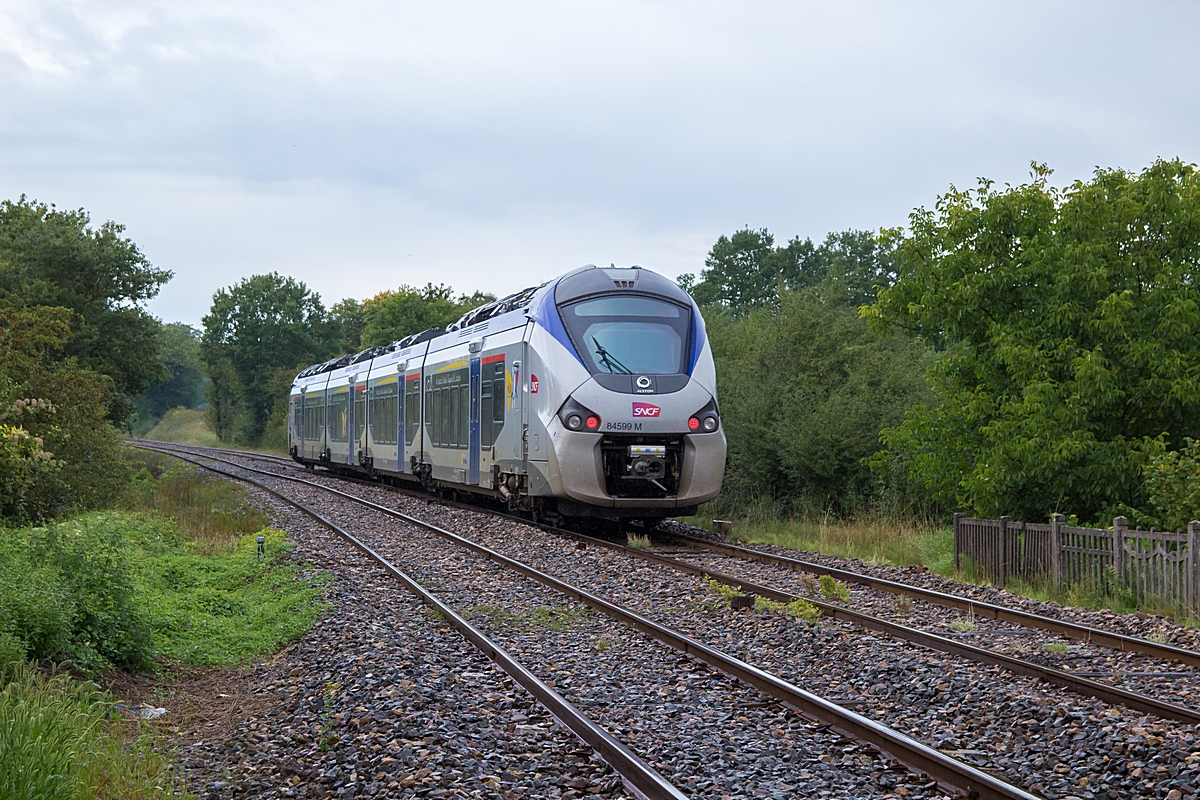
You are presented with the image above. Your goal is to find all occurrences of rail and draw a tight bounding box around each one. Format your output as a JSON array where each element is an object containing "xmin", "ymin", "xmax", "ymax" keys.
[{"xmin": 137, "ymin": 442, "xmax": 1038, "ymax": 800}]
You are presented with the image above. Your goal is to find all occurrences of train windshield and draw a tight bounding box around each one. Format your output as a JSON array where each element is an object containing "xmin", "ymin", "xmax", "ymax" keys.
[{"xmin": 559, "ymin": 296, "xmax": 690, "ymax": 375}]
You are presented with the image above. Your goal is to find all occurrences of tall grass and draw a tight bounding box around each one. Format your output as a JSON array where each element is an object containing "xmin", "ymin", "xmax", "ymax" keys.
[
  {"xmin": 683, "ymin": 509, "xmax": 954, "ymax": 573},
  {"xmin": 126, "ymin": 454, "xmax": 270, "ymax": 554},
  {"xmin": 0, "ymin": 664, "xmax": 183, "ymax": 799},
  {"xmin": 141, "ymin": 408, "xmax": 221, "ymax": 448}
]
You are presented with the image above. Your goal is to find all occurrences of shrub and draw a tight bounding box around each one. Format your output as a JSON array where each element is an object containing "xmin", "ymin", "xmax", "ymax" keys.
[
  {"xmin": 0, "ymin": 534, "xmax": 74, "ymax": 666},
  {"xmin": 26, "ymin": 513, "xmax": 156, "ymax": 672},
  {"xmin": 1144, "ymin": 438, "xmax": 1200, "ymax": 531}
]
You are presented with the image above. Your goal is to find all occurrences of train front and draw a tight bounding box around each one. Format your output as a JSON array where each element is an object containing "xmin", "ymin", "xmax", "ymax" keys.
[{"xmin": 528, "ymin": 265, "xmax": 726, "ymax": 519}]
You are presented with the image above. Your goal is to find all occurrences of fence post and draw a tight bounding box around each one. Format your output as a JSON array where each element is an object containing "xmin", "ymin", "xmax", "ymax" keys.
[
  {"xmin": 1050, "ymin": 513, "xmax": 1064, "ymax": 589},
  {"xmin": 953, "ymin": 512, "xmax": 964, "ymax": 570},
  {"xmin": 1189, "ymin": 521, "xmax": 1200, "ymax": 615},
  {"xmin": 999, "ymin": 515, "xmax": 1011, "ymax": 586},
  {"xmin": 1113, "ymin": 516, "xmax": 1128, "ymax": 591}
]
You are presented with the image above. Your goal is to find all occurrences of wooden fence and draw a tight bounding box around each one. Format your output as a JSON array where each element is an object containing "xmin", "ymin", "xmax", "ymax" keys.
[{"xmin": 954, "ymin": 513, "xmax": 1200, "ymax": 612}]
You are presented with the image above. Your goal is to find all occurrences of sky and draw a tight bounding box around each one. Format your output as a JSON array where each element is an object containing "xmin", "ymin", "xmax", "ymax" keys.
[{"xmin": 2, "ymin": 1, "xmax": 1198, "ymax": 328}]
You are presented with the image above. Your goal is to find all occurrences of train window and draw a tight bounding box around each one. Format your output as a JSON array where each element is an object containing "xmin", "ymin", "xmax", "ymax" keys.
[
  {"xmin": 304, "ymin": 398, "xmax": 324, "ymax": 440},
  {"xmin": 369, "ymin": 383, "xmax": 398, "ymax": 445},
  {"xmin": 449, "ymin": 387, "xmax": 459, "ymax": 447},
  {"xmin": 559, "ymin": 295, "xmax": 690, "ymax": 376},
  {"xmin": 292, "ymin": 399, "xmax": 301, "ymax": 439},
  {"xmin": 328, "ymin": 391, "xmax": 350, "ymax": 442}
]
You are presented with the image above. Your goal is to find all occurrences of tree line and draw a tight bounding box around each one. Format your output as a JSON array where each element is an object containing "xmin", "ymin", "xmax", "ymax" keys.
[{"xmin": 5, "ymin": 157, "xmax": 1200, "ymax": 529}]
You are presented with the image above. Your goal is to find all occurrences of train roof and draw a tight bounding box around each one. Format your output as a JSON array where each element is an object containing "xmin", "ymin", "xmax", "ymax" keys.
[{"xmin": 293, "ymin": 265, "xmax": 683, "ymax": 380}]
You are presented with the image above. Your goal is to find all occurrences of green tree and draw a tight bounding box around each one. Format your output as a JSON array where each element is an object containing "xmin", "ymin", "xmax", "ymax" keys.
[
  {"xmin": 133, "ymin": 323, "xmax": 206, "ymax": 430},
  {"xmin": 865, "ymin": 159, "xmax": 1200, "ymax": 522},
  {"xmin": 709, "ymin": 291, "xmax": 934, "ymax": 517},
  {"xmin": 0, "ymin": 198, "xmax": 171, "ymax": 418},
  {"xmin": 0, "ymin": 293, "xmax": 128, "ymax": 522},
  {"xmin": 680, "ymin": 228, "xmax": 894, "ymax": 314},
  {"xmin": 329, "ymin": 298, "xmax": 365, "ymax": 354},
  {"xmin": 359, "ymin": 283, "xmax": 493, "ymax": 348},
  {"xmin": 200, "ymin": 273, "xmax": 335, "ymax": 444}
]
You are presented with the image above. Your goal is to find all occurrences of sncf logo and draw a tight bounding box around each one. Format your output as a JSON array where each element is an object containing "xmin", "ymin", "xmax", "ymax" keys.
[{"xmin": 632, "ymin": 402, "xmax": 661, "ymax": 418}]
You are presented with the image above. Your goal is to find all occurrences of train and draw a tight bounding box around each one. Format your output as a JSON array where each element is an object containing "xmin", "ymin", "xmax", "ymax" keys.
[{"xmin": 287, "ymin": 264, "xmax": 726, "ymax": 523}]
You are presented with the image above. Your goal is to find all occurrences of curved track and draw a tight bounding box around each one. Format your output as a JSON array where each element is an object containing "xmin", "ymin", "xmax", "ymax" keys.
[{"xmin": 137, "ymin": 441, "xmax": 1038, "ymax": 800}]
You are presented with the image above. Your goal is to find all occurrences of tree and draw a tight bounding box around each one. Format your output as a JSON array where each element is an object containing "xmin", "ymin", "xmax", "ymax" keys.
[
  {"xmin": 709, "ymin": 291, "xmax": 934, "ymax": 517},
  {"xmin": 359, "ymin": 283, "xmax": 493, "ymax": 348},
  {"xmin": 329, "ymin": 298, "xmax": 366, "ymax": 355},
  {"xmin": 680, "ymin": 228, "xmax": 895, "ymax": 314},
  {"xmin": 0, "ymin": 197, "xmax": 171, "ymax": 418},
  {"xmin": 0, "ymin": 292, "xmax": 128, "ymax": 522},
  {"xmin": 865, "ymin": 159, "xmax": 1200, "ymax": 522},
  {"xmin": 200, "ymin": 273, "xmax": 336, "ymax": 444},
  {"xmin": 133, "ymin": 323, "xmax": 206, "ymax": 429}
]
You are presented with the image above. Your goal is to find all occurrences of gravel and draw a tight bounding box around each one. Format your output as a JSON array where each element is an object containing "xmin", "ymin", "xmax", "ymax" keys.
[
  {"xmin": 188, "ymin": 454, "xmax": 956, "ymax": 799},
  {"xmin": 202, "ymin": 450, "xmax": 1200, "ymax": 800},
  {"xmin": 177, "ymin": 497, "xmax": 636, "ymax": 800}
]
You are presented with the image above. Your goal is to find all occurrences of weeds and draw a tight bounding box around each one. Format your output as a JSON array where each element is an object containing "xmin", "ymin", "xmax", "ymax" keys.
[
  {"xmin": 626, "ymin": 534, "xmax": 652, "ymax": 549},
  {"xmin": 593, "ymin": 637, "xmax": 611, "ymax": 651},
  {"xmin": 705, "ymin": 578, "xmax": 744, "ymax": 600},
  {"xmin": 895, "ymin": 594, "xmax": 912, "ymax": 616},
  {"xmin": 800, "ymin": 573, "xmax": 820, "ymax": 597},
  {"xmin": 948, "ymin": 614, "xmax": 974, "ymax": 633},
  {"xmin": 126, "ymin": 456, "xmax": 271, "ymax": 555},
  {"xmin": 754, "ymin": 596, "xmax": 823, "ymax": 623},
  {"xmin": 318, "ymin": 680, "xmax": 342, "ymax": 752},
  {"xmin": 818, "ymin": 575, "xmax": 851, "ymax": 603},
  {"xmin": 1042, "ymin": 641, "xmax": 1069, "ymax": 653}
]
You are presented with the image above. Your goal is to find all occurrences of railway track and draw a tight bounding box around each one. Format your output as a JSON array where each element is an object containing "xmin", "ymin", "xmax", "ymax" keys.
[
  {"xmin": 137, "ymin": 441, "xmax": 1041, "ymax": 800},
  {"xmin": 135, "ymin": 441, "xmax": 1200, "ymax": 715},
  {"xmin": 140, "ymin": 445, "xmax": 684, "ymax": 799}
]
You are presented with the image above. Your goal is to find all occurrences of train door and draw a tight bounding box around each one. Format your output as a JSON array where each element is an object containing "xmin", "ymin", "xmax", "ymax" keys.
[
  {"xmin": 353, "ymin": 380, "xmax": 367, "ymax": 465},
  {"xmin": 469, "ymin": 356, "xmax": 481, "ymax": 484}
]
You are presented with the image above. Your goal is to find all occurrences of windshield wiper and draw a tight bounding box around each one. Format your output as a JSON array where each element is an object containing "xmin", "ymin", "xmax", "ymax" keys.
[{"xmin": 592, "ymin": 336, "xmax": 632, "ymax": 374}]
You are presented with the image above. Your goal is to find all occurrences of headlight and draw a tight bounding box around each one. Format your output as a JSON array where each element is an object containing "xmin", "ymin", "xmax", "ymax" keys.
[
  {"xmin": 687, "ymin": 398, "xmax": 720, "ymax": 433},
  {"xmin": 558, "ymin": 397, "xmax": 601, "ymax": 432}
]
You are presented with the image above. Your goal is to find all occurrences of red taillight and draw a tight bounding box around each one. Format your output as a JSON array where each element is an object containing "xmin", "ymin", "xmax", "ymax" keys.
[
  {"xmin": 585, "ymin": 415, "xmax": 600, "ymax": 430},
  {"xmin": 688, "ymin": 416, "xmax": 700, "ymax": 430}
]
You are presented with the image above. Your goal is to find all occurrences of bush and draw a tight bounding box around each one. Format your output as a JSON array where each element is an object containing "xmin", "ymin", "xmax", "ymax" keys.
[
  {"xmin": 707, "ymin": 290, "xmax": 935, "ymax": 518},
  {"xmin": 0, "ymin": 534, "xmax": 74, "ymax": 667},
  {"xmin": 1144, "ymin": 438, "xmax": 1200, "ymax": 531},
  {"xmin": 25, "ymin": 513, "xmax": 155, "ymax": 673}
]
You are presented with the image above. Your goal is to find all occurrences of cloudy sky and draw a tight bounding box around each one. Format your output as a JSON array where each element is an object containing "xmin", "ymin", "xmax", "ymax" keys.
[{"xmin": 2, "ymin": 1, "xmax": 1198, "ymax": 327}]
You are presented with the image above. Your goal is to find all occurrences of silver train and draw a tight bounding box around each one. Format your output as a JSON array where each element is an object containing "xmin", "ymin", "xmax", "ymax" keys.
[{"xmin": 288, "ymin": 265, "xmax": 726, "ymax": 522}]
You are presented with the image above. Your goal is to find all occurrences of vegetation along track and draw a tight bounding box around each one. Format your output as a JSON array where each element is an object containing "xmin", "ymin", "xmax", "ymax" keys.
[
  {"xmin": 139, "ymin": 442, "xmax": 1200, "ymax": 797},
  {"xmin": 137, "ymin": 441, "xmax": 1035, "ymax": 800}
]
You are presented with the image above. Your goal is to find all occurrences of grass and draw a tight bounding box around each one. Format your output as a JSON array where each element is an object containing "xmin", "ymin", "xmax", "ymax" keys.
[
  {"xmin": 127, "ymin": 453, "xmax": 272, "ymax": 555},
  {"xmin": 0, "ymin": 664, "xmax": 186, "ymax": 799},
  {"xmin": 679, "ymin": 513, "xmax": 954, "ymax": 573},
  {"xmin": 140, "ymin": 408, "xmax": 221, "ymax": 448},
  {"xmin": 626, "ymin": 533, "xmax": 652, "ymax": 549}
]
